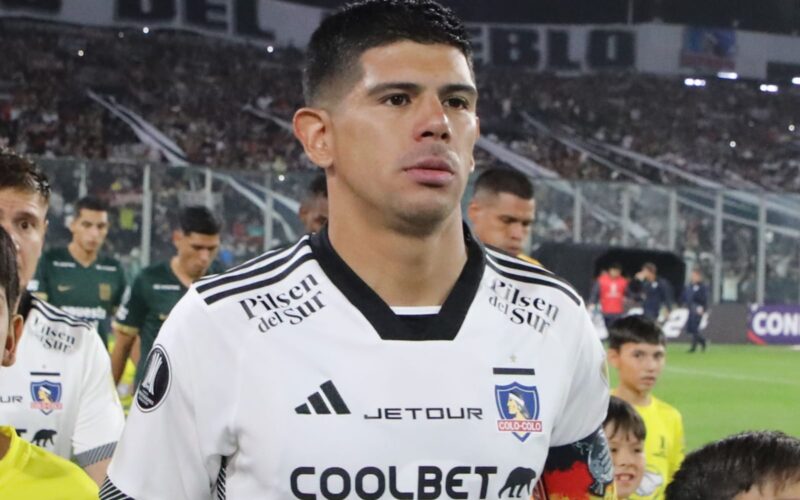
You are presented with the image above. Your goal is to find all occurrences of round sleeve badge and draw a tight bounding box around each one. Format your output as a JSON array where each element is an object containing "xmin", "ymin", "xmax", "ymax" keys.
[{"xmin": 136, "ymin": 345, "xmax": 172, "ymax": 412}]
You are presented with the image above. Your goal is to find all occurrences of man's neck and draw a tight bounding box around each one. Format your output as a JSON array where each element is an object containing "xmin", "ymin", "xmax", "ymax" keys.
[
  {"xmin": 613, "ymin": 385, "xmax": 652, "ymax": 407},
  {"xmin": 328, "ymin": 213, "xmax": 468, "ymax": 307},
  {"xmin": 67, "ymin": 241, "xmax": 98, "ymax": 267},
  {"xmin": 170, "ymin": 257, "xmax": 197, "ymax": 288}
]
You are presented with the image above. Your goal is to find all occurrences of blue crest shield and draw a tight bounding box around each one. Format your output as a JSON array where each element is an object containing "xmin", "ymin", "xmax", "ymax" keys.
[
  {"xmin": 495, "ymin": 382, "xmax": 541, "ymax": 442},
  {"xmin": 30, "ymin": 380, "xmax": 63, "ymax": 415}
]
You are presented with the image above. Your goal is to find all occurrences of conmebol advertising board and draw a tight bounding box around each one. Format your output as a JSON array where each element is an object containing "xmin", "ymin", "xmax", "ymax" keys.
[{"xmin": 747, "ymin": 305, "xmax": 800, "ymax": 345}]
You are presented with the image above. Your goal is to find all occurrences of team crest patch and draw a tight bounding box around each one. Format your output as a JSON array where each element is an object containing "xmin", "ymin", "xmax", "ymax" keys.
[
  {"xmin": 30, "ymin": 380, "xmax": 63, "ymax": 415},
  {"xmin": 99, "ymin": 283, "xmax": 112, "ymax": 301},
  {"xmin": 495, "ymin": 382, "xmax": 543, "ymax": 442},
  {"xmin": 136, "ymin": 345, "xmax": 171, "ymax": 412}
]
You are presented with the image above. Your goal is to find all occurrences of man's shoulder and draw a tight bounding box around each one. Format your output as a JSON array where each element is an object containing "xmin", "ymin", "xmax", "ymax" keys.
[
  {"xmin": 133, "ymin": 261, "xmax": 172, "ymax": 284},
  {"xmin": 27, "ymin": 296, "xmax": 96, "ymax": 333},
  {"xmin": 41, "ymin": 247, "xmax": 72, "ymax": 264},
  {"xmin": 193, "ymin": 237, "xmax": 314, "ymax": 308},
  {"xmin": 483, "ymin": 246, "xmax": 583, "ymax": 308}
]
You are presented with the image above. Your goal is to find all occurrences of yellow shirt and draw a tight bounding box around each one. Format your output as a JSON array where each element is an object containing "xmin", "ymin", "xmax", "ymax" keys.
[
  {"xmin": 629, "ymin": 396, "xmax": 685, "ymax": 500},
  {"xmin": 0, "ymin": 426, "xmax": 97, "ymax": 499}
]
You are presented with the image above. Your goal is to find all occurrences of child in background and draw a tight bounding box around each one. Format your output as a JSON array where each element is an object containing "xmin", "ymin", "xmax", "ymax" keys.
[
  {"xmin": 608, "ymin": 315, "xmax": 685, "ymax": 500},
  {"xmin": 604, "ymin": 396, "xmax": 647, "ymax": 499}
]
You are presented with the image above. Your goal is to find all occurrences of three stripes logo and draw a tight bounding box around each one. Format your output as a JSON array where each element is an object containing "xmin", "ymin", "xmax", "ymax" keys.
[{"xmin": 295, "ymin": 380, "xmax": 350, "ymax": 415}]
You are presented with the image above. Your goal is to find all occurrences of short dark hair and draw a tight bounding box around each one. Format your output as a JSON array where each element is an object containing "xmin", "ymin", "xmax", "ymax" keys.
[
  {"xmin": 665, "ymin": 431, "xmax": 800, "ymax": 500},
  {"xmin": 303, "ymin": 0, "xmax": 473, "ymax": 105},
  {"xmin": 0, "ymin": 226, "xmax": 20, "ymax": 314},
  {"xmin": 643, "ymin": 262, "xmax": 657, "ymax": 274},
  {"xmin": 472, "ymin": 168, "xmax": 534, "ymax": 201},
  {"xmin": 604, "ymin": 396, "xmax": 646, "ymax": 442},
  {"xmin": 610, "ymin": 262, "xmax": 623, "ymax": 271},
  {"xmin": 75, "ymin": 196, "xmax": 109, "ymax": 215},
  {"xmin": 608, "ymin": 315, "xmax": 666, "ymax": 350},
  {"xmin": 178, "ymin": 206, "xmax": 222, "ymax": 236},
  {"xmin": 308, "ymin": 173, "xmax": 327, "ymax": 199},
  {"xmin": 0, "ymin": 148, "xmax": 50, "ymax": 203}
]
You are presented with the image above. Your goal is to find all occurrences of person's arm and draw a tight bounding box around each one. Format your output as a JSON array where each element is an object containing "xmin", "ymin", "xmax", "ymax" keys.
[
  {"xmin": 73, "ymin": 328, "xmax": 125, "ymax": 487},
  {"xmin": 588, "ymin": 280, "xmax": 600, "ymax": 308},
  {"xmin": 110, "ymin": 327, "xmax": 137, "ymax": 385},
  {"xmin": 540, "ymin": 428, "xmax": 615, "ymax": 499}
]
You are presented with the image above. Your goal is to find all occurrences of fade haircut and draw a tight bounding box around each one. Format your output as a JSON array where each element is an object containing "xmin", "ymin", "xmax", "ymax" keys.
[
  {"xmin": 0, "ymin": 148, "xmax": 51, "ymax": 203},
  {"xmin": 178, "ymin": 206, "xmax": 222, "ymax": 236},
  {"xmin": 472, "ymin": 168, "xmax": 534, "ymax": 201},
  {"xmin": 75, "ymin": 196, "xmax": 109, "ymax": 215},
  {"xmin": 665, "ymin": 431, "xmax": 800, "ymax": 500},
  {"xmin": 0, "ymin": 227, "xmax": 20, "ymax": 314},
  {"xmin": 604, "ymin": 396, "xmax": 646, "ymax": 442},
  {"xmin": 608, "ymin": 315, "xmax": 666, "ymax": 350},
  {"xmin": 303, "ymin": 0, "xmax": 473, "ymax": 106}
]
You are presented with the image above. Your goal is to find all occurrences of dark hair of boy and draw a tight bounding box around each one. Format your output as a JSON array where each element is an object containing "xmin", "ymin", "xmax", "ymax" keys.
[
  {"xmin": 178, "ymin": 206, "xmax": 222, "ymax": 236},
  {"xmin": 0, "ymin": 227, "xmax": 20, "ymax": 312},
  {"xmin": 665, "ymin": 430, "xmax": 800, "ymax": 500},
  {"xmin": 604, "ymin": 396, "xmax": 646, "ymax": 442},
  {"xmin": 473, "ymin": 168, "xmax": 534, "ymax": 201},
  {"xmin": 0, "ymin": 148, "xmax": 51, "ymax": 202},
  {"xmin": 75, "ymin": 196, "xmax": 109, "ymax": 214},
  {"xmin": 302, "ymin": 0, "xmax": 473, "ymax": 106},
  {"xmin": 608, "ymin": 315, "xmax": 666, "ymax": 350}
]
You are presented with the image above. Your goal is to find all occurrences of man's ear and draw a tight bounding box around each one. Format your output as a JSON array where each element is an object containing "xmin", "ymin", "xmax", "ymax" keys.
[
  {"xmin": 293, "ymin": 107, "xmax": 334, "ymax": 169},
  {"xmin": 466, "ymin": 200, "xmax": 481, "ymax": 225},
  {"xmin": 606, "ymin": 348, "xmax": 620, "ymax": 370},
  {"xmin": 3, "ymin": 314, "xmax": 24, "ymax": 367}
]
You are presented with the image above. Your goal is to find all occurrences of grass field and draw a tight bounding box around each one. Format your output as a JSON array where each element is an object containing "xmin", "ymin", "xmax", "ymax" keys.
[{"xmin": 608, "ymin": 343, "xmax": 800, "ymax": 452}]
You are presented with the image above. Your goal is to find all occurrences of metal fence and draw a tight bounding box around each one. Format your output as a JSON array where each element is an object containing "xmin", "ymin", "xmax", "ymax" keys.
[{"xmin": 36, "ymin": 158, "xmax": 800, "ymax": 305}]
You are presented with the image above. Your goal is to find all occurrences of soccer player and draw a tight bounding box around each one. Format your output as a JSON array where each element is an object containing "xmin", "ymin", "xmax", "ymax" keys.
[
  {"xmin": 604, "ymin": 396, "xmax": 646, "ymax": 499},
  {"xmin": 665, "ymin": 430, "xmax": 800, "ymax": 500},
  {"xmin": 103, "ymin": 2, "xmax": 612, "ymax": 499},
  {"xmin": 298, "ymin": 172, "xmax": 328, "ymax": 233},
  {"xmin": 0, "ymin": 149, "xmax": 124, "ymax": 486},
  {"xmin": 110, "ymin": 206, "xmax": 221, "ymax": 386},
  {"xmin": 30, "ymin": 196, "xmax": 126, "ymax": 346},
  {"xmin": 608, "ymin": 315, "xmax": 685, "ymax": 500},
  {"xmin": 629, "ymin": 263, "xmax": 673, "ymax": 321},
  {"xmin": 0, "ymin": 226, "xmax": 98, "ymax": 499},
  {"xmin": 467, "ymin": 167, "xmax": 539, "ymax": 264},
  {"xmin": 680, "ymin": 267, "xmax": 708, "ymax": 353},
  {"xmin": 590, "ymin": 263, "xmax": 629, "ymax": 326}
]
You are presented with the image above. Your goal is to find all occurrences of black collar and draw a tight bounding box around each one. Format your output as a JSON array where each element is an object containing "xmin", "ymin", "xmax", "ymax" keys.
[
  {"xmin": 309, "ymin": 224, "xmax": 485, "ymax": 341},
  {"xmin": 18, "ymin": 291, "xmax": 34, "ymax": 320}
]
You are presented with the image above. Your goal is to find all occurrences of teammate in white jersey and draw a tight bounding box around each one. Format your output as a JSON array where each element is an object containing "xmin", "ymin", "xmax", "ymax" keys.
[
  {"xmin": 104, "ymin": 2, "xmax": 614, "ymax": 499},
  {"xmin": 0, "ymin": 149, "xmax": 125, "ymax": 486}
]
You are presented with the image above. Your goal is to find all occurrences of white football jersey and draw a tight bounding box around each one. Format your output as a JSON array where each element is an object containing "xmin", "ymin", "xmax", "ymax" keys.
[
  {"xmin": 0, "ymin": 294, "xmax": 125, "ymax": 466},
  {"xmin": 104, "ymin": 229, "xmax": 609, "ymax": 499}
]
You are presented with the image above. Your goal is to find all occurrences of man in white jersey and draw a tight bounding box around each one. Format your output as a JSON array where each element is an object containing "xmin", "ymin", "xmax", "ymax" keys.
[
  {"xmin": 104, "ymin": 2, "xmax": 613, "ymax": 499},
  {"xmin": 0, "ymin": 149, "xmax": 125, "ymax": 486}
]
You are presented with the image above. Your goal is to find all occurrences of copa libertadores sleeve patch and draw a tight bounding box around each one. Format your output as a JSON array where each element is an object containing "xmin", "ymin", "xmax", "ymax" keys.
[{"xmin": 135, "ymin": 345, "xmax": 171, "ymax": 412}]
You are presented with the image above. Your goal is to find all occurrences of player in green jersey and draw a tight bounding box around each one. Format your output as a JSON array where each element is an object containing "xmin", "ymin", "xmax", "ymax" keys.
[
  {"xmin": 111, "ymin": 206, "xmax": 221, "ymax": 386},
  {"xmin": 32, "ymin": 196, "xmax": 126, "ymax": 345}
]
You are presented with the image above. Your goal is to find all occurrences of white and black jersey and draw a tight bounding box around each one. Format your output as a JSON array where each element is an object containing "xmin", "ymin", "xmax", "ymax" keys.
[
  {"xmin": 103, "ymin": 227, "xmax": 609, "ymax": 500},
  {"xmin": 0, "ymin": 293, "xmax": 124, "ymax": 466}
]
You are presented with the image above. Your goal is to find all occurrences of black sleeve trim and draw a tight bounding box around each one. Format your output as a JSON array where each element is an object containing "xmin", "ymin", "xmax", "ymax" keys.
[{"xmin": 99, "ymin": 477, "xmax": 135, "ymax": 500}]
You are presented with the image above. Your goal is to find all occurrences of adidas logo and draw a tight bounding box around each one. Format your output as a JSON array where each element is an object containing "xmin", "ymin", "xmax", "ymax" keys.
[{"xmin": 295, "ymin": 380, "xmax": 350, "ymax": 415}]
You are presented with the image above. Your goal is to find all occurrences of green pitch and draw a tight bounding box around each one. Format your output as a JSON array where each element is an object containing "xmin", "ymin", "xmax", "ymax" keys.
[{"xmin": 608, "ymin": 343, "xmax": 800, "ymax": 452}]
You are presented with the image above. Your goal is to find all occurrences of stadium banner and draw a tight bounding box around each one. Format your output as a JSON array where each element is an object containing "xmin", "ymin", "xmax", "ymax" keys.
[
  {"xmin": 679, "ymin": 27, "xmax": 737, "ymax": 72},
  {"xmin": 747, "ymin": 305, "xmax": 800, "ymax": 346}
]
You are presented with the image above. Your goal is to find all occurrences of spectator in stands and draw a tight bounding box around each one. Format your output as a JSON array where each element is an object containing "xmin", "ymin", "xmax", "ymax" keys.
[
  {"xmin": 0, "ymin": 226, "xmax": 98, "ymax": 498},
  {"xmin": 110, "ymin": 206, "xmax": 221, "ymax": 387},
  {"xmin": 665, "ymin": 430, "xmax": 800, "ymax": 500},
  {"xmin": 681, "ymin": 267, "xmax": 709, "ymax": 353},
  {"xmin": 604, "ymin": 396, "xmax": 647, "ymax": 499},
  {"xmin": 608, "ymin": 315, "xmax": 685, "ymax": 500},
  {"xmin": 298, "ymin": 173, "xmax": 328, "ymax": 233},
  {"xmin": 629, "ymin": 262, "xmax": 673, "ymax": 320},
  {"xmin": 590, "ymin": 262, "xmax": 629, "ymax": 326},
  {"xmin": 0, "ymin": 148, "xmax": 124, "ymax": 486},
  {"xmin": 467, "ymin": 168, "xmax": 539, "ymax": 264}
]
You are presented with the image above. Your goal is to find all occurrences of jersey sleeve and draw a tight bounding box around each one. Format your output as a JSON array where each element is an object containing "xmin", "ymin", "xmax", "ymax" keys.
[
  {"xmin": 113, "ymin": 275, "xmax": 146, "ymax": 334},
  {"xmin": 550, "ymin": 308, "xmax": 610, "ymax": 447},
  {"xmin": 104, "ymin": 290, "xmax": 238, "ymax": 500},
  {"xmin": 72, "ymin": 327, "xmax": 125, "ymax": 466}
]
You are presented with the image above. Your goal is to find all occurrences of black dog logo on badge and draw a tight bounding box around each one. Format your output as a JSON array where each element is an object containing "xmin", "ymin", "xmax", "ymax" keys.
[{"xmin": 136, "ymin": 345, "xmax": 171, "ymax": 412}]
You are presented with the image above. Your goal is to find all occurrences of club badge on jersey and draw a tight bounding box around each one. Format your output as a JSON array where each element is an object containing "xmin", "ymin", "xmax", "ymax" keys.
[
  {"xmin": 30, "ymin": 375, "xmax": 63, "ymax": 416},
  {"xmin": 495, "ymin": 382, "xmax": 543, "ymax": 442}
]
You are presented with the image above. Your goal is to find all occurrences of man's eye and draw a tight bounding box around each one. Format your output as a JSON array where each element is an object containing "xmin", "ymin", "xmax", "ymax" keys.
[
  {"xmin": 384, "ymin": 94, "xmax": 410, "ymax": 106},
  {"xmin": 445, "ymin": 97, "xmax": 469, "ymax": 109}
]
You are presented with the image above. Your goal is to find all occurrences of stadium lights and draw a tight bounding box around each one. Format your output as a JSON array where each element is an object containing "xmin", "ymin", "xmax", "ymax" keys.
[
  {"xmin": 759, "ymin": 84, "xmax": 779, "ymax": 93},
  {"xmin": 142, "ymin": 26, "xmax": 150, "ymax": 34},
  {"xmin": 118, "ymin": 32, "xmax": 125, "ymax": 39},
  {"xmin": 717, "ymin": 72, "xmax": 738, "ymax": 80},
  {"xmin": 77, "ymin": 50, "xmax": 84, "ymax": 57},
  {"xmin": 278, "ymin": 174, "xmax": 286, "ymax": 182},
  {"xmin": 267, "ymin": 45, "xmax": 275, "ymax": 54},
  {"xmin": 790, "ymin": 124, "xmax": 796, "ymax": 132},
  {"xmin": 793, "ymin": 77, "xmax": 800, "ymax": 85},
  {"xmin": 729, "ymin": 140, "xmax": 737, "ymax": 148},
  {"xmin": 684, "ymin": 78, "xmax": 706, "ymax": 87}
]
